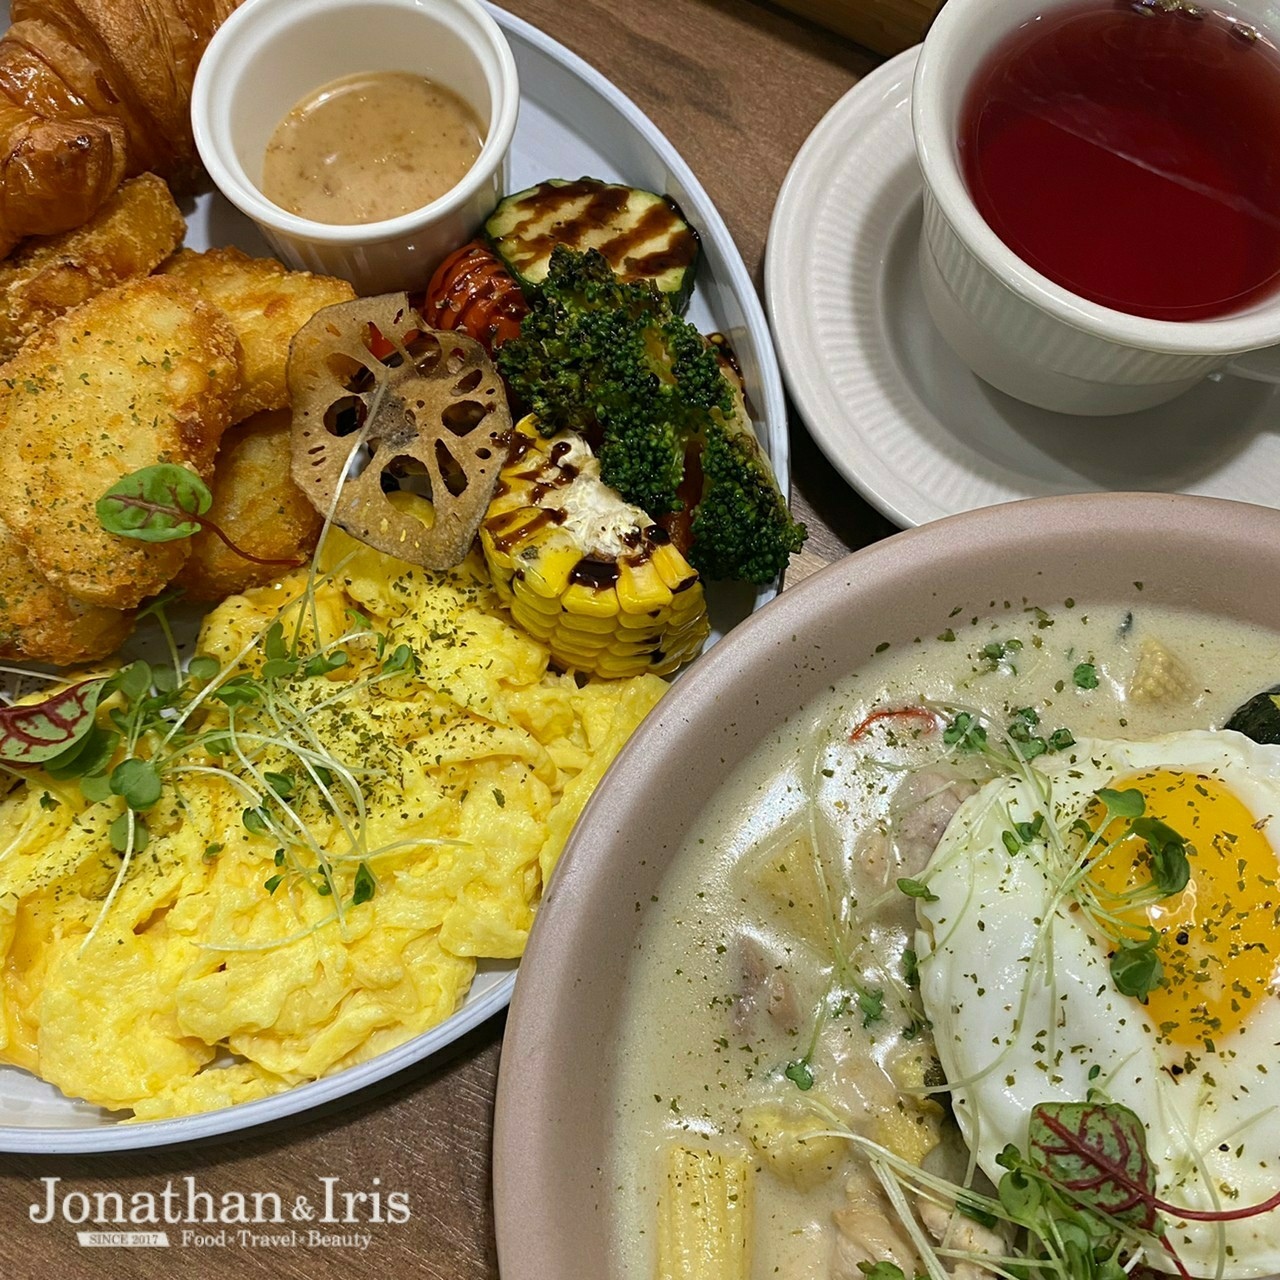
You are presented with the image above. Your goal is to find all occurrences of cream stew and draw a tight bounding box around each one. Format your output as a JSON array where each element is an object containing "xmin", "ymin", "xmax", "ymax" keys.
[{"xmin": 609, "ymin": 597, "xmax": 1280, "ymax": 1279}]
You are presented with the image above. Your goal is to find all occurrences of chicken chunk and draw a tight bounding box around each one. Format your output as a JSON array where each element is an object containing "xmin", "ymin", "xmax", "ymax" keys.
[
  {"xmin": 892, "ymin": 768, "xmax": 979, "ymax": 877},
  {"xmin": 0, "ymin": 276, "xmax": 240, "ymax": 609},
  {"xmin": 732, "ymin": 931, "xmax": 801, "ymax": 1037},
  {"xmin": 919, "ymin": 1197, "xmax": 1010, "ymax": 1278},
  {"xmin": 832, "ymin": 1177, "xmax": 921, "ymax": 1279}
]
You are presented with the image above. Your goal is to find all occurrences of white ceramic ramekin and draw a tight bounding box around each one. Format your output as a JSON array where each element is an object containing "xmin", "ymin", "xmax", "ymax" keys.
[
  {"xmin": 192, "ymin": 0, "xmax": 519, "ymax": 296},
  {"xmin": 913, "ymin": 0, "xmax": 1280, "ymax": 415}
]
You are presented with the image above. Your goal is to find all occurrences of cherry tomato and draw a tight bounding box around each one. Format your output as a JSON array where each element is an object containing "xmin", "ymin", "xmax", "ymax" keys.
[
  {"xmin": 366, "ymin": 324, "xmax": 399, "ymax": 362},
  {"xmin": 423, "ymin": 240, "xmax": 528, "ymax": 354}
]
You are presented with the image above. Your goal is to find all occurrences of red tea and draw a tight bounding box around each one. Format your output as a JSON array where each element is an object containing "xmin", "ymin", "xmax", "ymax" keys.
[{"xmin": 958, "ymin": 1, "xmax": 1280, "ymax": 321}]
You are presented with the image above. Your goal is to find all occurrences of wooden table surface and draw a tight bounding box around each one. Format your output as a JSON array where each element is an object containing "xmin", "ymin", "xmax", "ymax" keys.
[{"xmin": 0, "ymin": 3, "xmax": 896, "ymax": 1276}]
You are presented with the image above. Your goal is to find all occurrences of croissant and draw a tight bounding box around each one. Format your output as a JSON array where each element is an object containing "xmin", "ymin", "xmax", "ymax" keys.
[{"xmin": 0, "ymin": 0, "xmax": 239, "ymax": 254}]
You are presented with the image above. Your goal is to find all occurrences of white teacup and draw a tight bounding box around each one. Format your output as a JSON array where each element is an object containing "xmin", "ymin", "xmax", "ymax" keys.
[{"xmin": 913, "ymin": 0, "xmax": 1280, "ymax": 416}]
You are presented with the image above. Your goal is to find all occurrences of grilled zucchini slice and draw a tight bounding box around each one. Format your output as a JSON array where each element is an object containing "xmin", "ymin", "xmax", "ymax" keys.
[
  {"xmin": 484, "ymin": 177, "xmax": 700, "ymax": 311},
  {"xmin": 1226, "ymin": 685, "xmax": 1280, "ymax": 743}
]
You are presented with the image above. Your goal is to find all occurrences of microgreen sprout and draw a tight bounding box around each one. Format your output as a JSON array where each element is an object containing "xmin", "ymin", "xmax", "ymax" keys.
[
  {"xmin": 784, "ymin": 1059, "xmax": 814, "ymax": 1091},
  {"xmin": 941, "ymin": 707, "xmax": 1075, "ymax": 768},
  {"xmin": 898, "ymin": 877, "xmax": 939, "ymax": 903},
  {"xmin": 1002, "ymin": 811, "xmax": 1045, "ymax": 856},
  {"xmin": 857, "ymin": 1263, "xmax": 906, "ymax": 1280},
  {"xmin": 1107, "ymin": 929, "xmax": 1163, "ymax": 999},
  {"xmin": 0, "ymin": 679, "xmax": 111, "ymax": 771},
  {"xmin": 25, "ymin": 554, "xmax": 445, "ymax": 951},
  {"xmin": 352, "ymin": 862, "xmax": 376, "ymax": 906},
  {"xmin": 109, "ymin": 757, "xmax": 162, "ymax": 810},
  {"xmin": 1064, "ymin": 788, "xmax": 1193, "ymax": 1001},
  {"xmin": 799, "ymin": 1092, "xmax": 1261, "ymax": 1280},
  {"xmin": 943, "ymin": 711, "xmax": 987, "ymax": 751}
]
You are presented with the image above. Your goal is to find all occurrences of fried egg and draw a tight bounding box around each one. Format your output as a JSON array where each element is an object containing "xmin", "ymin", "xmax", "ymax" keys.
[{"xmin": 916, "ymin": 731, "xmax": 1280, "ymax": 1277}]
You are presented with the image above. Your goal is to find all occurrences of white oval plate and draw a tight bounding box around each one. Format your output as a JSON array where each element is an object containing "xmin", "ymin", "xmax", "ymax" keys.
[
  {"xmin": 765, "ymin": 46, "xmax": 1280, "ymax": 529},
  {"xmin": 0, "ymin": 2, "xmax": 788, "ymax": 1152}
]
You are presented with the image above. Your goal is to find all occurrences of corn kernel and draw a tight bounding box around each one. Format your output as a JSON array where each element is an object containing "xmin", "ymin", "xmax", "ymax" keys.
[{"xmin": 616, "ymin": 560, "xmax": 674, "ymax": 614}]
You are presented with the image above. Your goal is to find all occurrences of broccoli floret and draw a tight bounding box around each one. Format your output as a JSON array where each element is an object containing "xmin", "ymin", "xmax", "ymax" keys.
[
  {"xmin": 497, "ymin": 245, "xmax": 806, "ymax": 582},
  {"xmin": 498, "ymin": 246, "xmax": 723, "ymax": 515},
  {"xmin": 690, "ymin": 425, "xmax": 808, "ymax": 584}
]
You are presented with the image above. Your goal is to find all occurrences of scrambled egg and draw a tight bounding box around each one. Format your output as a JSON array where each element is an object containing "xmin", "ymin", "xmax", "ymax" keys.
[{"xmin": 0, "ymin": 513, "xmax": 665, "ymax": 1119}]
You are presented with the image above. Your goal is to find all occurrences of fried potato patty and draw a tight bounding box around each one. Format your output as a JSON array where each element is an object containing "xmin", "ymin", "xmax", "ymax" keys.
[
  {"xmin": 158, "ymin": 247, "xmax": 355, "ymax": 421},
  {"xmin": 0, "ymin": 276, "xmax": 240, "ymax": 610},
  {"xmin": 0, "ymin": 174, "xmax": 185, "ymax": 364},
  {"xmin": 0, "ymin": 517, "xmax": 134, "ymax": 667},
  {"xmin": 173, "ymin": 409, "xmax": 324, "ymax": 602}
]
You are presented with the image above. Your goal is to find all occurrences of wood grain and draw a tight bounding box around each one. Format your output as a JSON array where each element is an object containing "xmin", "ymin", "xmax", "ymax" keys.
[
  {"xmin": 771, "ymin": 0, "xmax": 944, "ymax": 55},
  {"xmin": 0, "ymin": 3, "xmax": 898, "ymax": 1276},
  {"xmin": 0, "ymin": 1027, "xmax": 503, "ymax": 1278}
]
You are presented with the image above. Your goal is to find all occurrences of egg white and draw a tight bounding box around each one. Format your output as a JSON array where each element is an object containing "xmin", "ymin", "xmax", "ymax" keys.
[{"xmin": 916, "ymin": 730, "xmax": 1280, "ymax": 1278}]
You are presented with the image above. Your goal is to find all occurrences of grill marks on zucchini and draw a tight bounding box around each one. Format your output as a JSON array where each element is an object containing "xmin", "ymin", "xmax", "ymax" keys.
[{"xmin": 484, "ymin": 178, "xmax": 700, "ymax": 311}]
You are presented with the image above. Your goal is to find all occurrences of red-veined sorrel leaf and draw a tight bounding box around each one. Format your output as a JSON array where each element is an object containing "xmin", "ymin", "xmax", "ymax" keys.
[
  {"xmin": 96, "ymin": 465, "xmax": 305, "ymax": 569},
  {"xmin": 1032, "ymin": 1101, "xmax": 1280, "ymax": 1230},
  {"xmin": 0, "ymin": 678, "xmax": 109, "ymax": 766},
  {"xmin": 1029, "ymin": 1102, "xmax": 1158, "ymax": 1231},
  {"xmin": 96, "ymin": 464, "xmax": 211, "ymax": 543}
]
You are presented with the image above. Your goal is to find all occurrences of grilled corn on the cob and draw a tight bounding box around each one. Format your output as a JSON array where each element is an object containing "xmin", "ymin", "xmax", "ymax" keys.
[{"xmin": 480, "ymin": 416, "xmax": 710, "ymax": 678}]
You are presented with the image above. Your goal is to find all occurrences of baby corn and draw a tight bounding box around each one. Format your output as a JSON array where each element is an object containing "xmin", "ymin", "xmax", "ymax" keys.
[
  {"xmin": 656, "ymin": 1143, "xmax": 754, "ymax": 1280},
  {"xmin": 480, "ymin": 416, "xmax": 710, "ymax": 678}
]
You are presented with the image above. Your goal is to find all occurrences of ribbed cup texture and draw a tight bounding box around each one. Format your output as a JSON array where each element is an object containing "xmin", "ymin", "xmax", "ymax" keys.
[{"xmin": 921, "ymin": 192, "xmax": 1227, "ymax": 386}]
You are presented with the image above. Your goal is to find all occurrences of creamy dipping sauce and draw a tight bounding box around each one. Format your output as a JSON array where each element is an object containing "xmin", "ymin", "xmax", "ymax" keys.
[
  {"xmin": 262, "ymin": 71, "xmax": 485, "ymax": 225},
  {"xmin": 609, "ymin": 599, "xmax": 1280, "ymax": 1279}
]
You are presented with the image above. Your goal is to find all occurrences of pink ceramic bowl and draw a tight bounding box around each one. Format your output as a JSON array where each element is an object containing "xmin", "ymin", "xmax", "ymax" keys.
[{"xmin": 493, "ymin": 491, "xmax": 1280, "ymax": 1278}]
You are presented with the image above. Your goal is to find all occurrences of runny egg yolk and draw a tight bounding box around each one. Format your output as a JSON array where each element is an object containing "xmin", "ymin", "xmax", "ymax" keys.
[{"xmin": 1084, "ymin": 768, "xmax": 1280, "ymax": 1049}]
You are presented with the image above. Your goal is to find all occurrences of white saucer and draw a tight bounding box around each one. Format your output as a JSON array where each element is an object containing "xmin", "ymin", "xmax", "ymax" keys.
[{"xmin": 765, "ymin": 46, "xmax": 1280, "ymax": 528}]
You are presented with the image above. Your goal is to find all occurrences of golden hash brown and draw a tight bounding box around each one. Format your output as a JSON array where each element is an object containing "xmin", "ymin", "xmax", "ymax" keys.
[
  {"xmin": 0, "ymin": 173, "xmax": 185, "ymax": 363},
  {"xmin": 174, "ymin": 409, "xmax": 324, "ymax": 602},
  {"xmin": 0, "ymin": 275, "xmax": 240, "ymax": 611},
  {"xmin": 159, "ymin": 247, "xmax": 355, "ymax": 421},
  {"xmin": 0, "ymin": 517, "xmax": 134, "ymax": 667}
]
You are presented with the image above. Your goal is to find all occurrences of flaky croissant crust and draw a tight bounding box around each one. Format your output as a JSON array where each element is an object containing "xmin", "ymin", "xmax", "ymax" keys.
[{"xmin": 0, "ymin": 0, "xmax": 239, "ymax": 253}]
